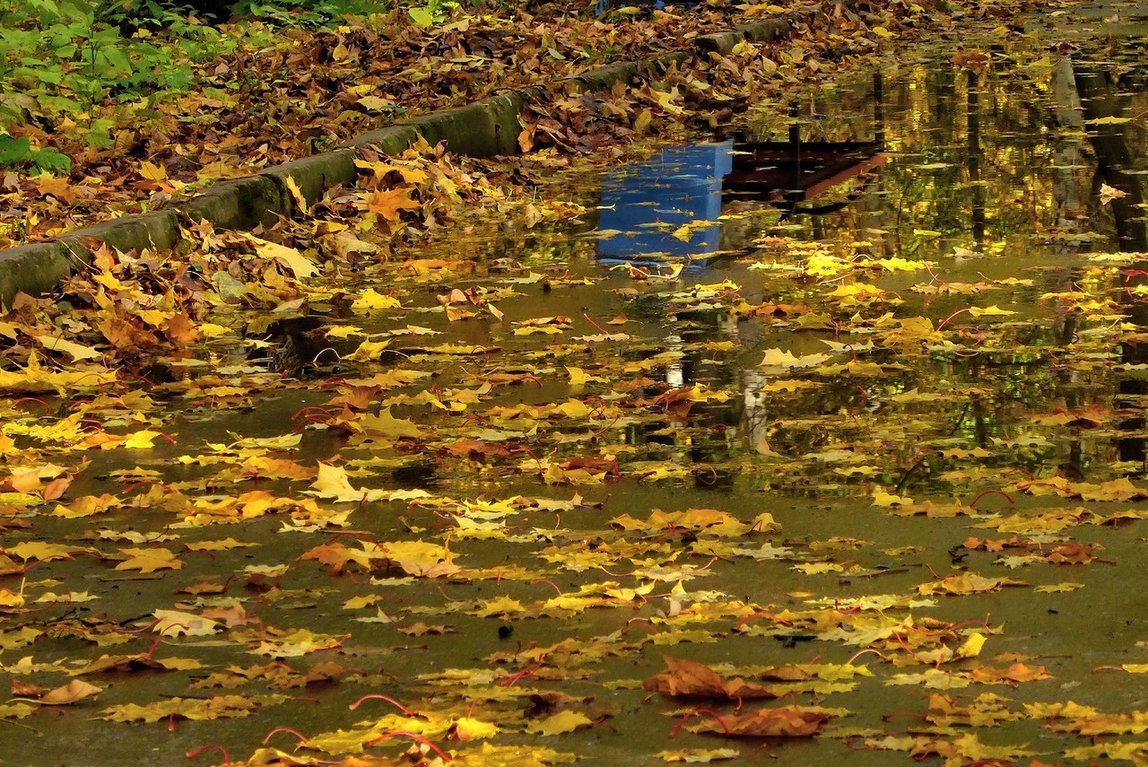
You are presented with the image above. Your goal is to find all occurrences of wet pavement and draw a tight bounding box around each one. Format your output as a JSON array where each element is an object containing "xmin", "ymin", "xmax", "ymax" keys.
[{"xmin": 2, "ymin": 3, "xmax": 1148, "ymax": 765}]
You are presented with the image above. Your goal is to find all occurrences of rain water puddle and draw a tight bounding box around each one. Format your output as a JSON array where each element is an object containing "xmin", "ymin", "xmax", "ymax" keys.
[{"xmin": 4, "ymin": 20, "xmax": 1148, "ymax": 767}]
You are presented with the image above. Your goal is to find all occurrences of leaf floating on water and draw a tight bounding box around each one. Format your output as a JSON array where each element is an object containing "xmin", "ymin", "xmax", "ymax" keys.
[
  {"xmin": 657, "ymin": 748, "xmax": 740, "ymax": 763},
  {"xmin": 687, "ymin": 707, "xmax": 833, "ymax": 738},
  {"xmin": 23, "ymin": 679, "xmax": 102, "ymax": 706},
  {"xmin": 643, "ymin": 656, "xmax": 779, "ymax": 700},
  {"xmin": 916, "ymin": 572, "xmax": 1027, "ymax": 596},
  {"xmin": 525, "ymin": 710, "xmax": 594, "ymax": 736}
]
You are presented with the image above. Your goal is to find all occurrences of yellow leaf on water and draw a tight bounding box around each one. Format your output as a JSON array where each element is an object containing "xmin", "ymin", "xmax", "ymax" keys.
[
  {"xmin": 115, "ymin": 547, "xmax": 181, "ymax": 573},
  {"xmin": 324, "ymin": 325, "xmax": 363, "ymax": 339},
  {"xmin": 6, "ymin": 542, "xmax": 78, "ymax": 562},
  {"xmin": 1099, "ymin": 182, "xmax": 1127, "ymax": 205},
  {"xmin": 0, "ymin": 353, "xmax": 116, "ymax": 393},
  {"xmin": 360, "ymin": 407, "xmax": 424, "ymax": 439},
  {"xmin": 344, "ymin": 339, "xmax": 391, "ymax": 362},
  {"xmin": 470, "ymin": 595, "xmax": 526, "ymax": 618},
  {"xmin": 1035, "ymin": 582, "xmax": 1084, "ymax": 593},
  {"xmin": 29, "ymin": 679, "xmax": 101, "ymax": 705},
  {"xmin": 197, "ymin": 323, "xmax": 232, "ymax": 338},
  {"xmin": 123, "ymin": 430, "xmax": 162, "ymax": 449},
  {"xmin": 451, "ymin": 716, "xmax": 499, "ymax": 740},
  {"xmin": 873, "ymin": 492, "xmax": 912, "ymax": 507},
  {"xmin": 967, "ymin": 305, "xmax": 1015, "ymax": 317},
  {"xmin": 877, "ymin": 257, "xmax": 925, "ymax": 271},
  {"xmin": 33, "ymin": 334, "xmax": 103, "ymax": 361},
  {"xmin": 351, "ymin": 288, "xmax": 401, "ymax": 315},
  {"xmin": 566, "ymin": 366, "xmax": 594, "ymax": 385},
  {"xmin": 760, "ymin": 348, "xmax": 831, "ymax": 371},
  {"xmin": 658, "ymin": 748, "xmax": 740, "ymax": 763},
  {"xmin": 525, "ymin": 710, "xmax": 593, "ymax": 736},
  {"xmin": 558, "ymin": 399, "xmax": 591, "ymax": 419},
  {"xmin": 308, "ymin": 463, "xmax": 383, "ymax": 503},
  {"xmin": 792, "ymin": 562, "xmax": 843, "ymax": 575},
  {"xmin": 955, "ymin": 632, "xmax": 987, "ymax": 659},
  {"xmin": 152, "ymin": 609, "xmax": 220, "ymax": 637}
]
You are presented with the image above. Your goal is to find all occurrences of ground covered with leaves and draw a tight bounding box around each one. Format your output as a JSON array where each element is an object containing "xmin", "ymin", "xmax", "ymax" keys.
[
  {"xmin": 2, "ymin": 0, "xmax": 1039, "ymax": 247},
  {"xmin": 3, "ymin": 0, "xmax": 1148, "ymax": 766}
]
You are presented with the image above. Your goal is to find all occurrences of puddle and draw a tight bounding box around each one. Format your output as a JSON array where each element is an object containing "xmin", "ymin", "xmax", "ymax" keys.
[{"xmin": 4, "ymin": 23, "xmax": 1148, "ymax": 767}]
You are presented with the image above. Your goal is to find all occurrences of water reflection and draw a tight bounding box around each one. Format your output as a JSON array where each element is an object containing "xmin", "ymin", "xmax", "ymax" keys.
[
  {"xmin": 598, "ymin": 74, "xmax": 888, "ymax": 263},
  {"xmin": 1074, "ymin": 53, "xmax": 1148, "ymax": 471},
  {"xmin": 597, "ymin": 141, "xmax": 734, "ymax": 262},
  {"xmin": 590, "ymin": 45, "xmax": 1148, "ymax": 484}
]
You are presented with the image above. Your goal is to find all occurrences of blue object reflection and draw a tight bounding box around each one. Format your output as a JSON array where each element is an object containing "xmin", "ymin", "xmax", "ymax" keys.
[{"xmin": 597, "ymin": 141, "xmax": 734, "ymax": 263}]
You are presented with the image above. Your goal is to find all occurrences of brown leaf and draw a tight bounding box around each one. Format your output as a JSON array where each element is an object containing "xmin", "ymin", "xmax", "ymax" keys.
[
  {"xmin": 10, "ymin": 679, "xmax": 46, "ymax": 697},
  {"xmin": 643, "ymin": 656, "xmax": 778, "ymax": 700},
  {"xmin": 690, "ymin": 707, "xmax": 829, "ymax": 738},
  {"xmin": 20, "ymin": 679, "xmax": 102, "ymax": 705}
]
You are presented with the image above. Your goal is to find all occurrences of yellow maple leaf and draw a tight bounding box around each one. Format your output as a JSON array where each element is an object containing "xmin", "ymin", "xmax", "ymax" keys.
[
  {"xmin": 32, "ymin": 334, "xmax": 103, "ymax": 361},
  {"xmin": 152, "ymin": 609, "xmax": 220, "ymax": 637},
  {"xmin": 451, "ymin": 716, "xmax": 499, "ymax": 740},
  {"xmin": 525, "ymin": 710, "xmax": 593, "ymax": 735},
  {"xmin": 470, "ymin": 595, "xmax": 526, "ymax": 618},
  {"xmin": 360, "ymin": 407, "xmax": 424, "ymax": 439},
  {"xmin": 308, "ymin": 463, "xmax": 385, "ymax": 503},
  {"xmin": 382, "ymin": 541, "xmax": 460, "ymax": 578},
  {"xmin": 115, "ymin": 547, "xmax": 182, "ymax": 573},
  {"xmin": 138, "ymin": 161, "xmax": 167, "ymax": 181},
  {"xmin": 123, "ymin": 430, "xmax": 164, "ymax": 449},
  {"xmin": 243, "ymin": 234, "xmax": 318, "ymax": 278},
  {"xmin": 351, "ymin": 288, "xmax": 401, "ymax": 315}
]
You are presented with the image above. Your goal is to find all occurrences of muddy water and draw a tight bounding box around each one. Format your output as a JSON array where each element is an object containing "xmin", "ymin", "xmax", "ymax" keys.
[{"xmin": 4, "ymin": 20, "xmax": 1148, "ymax": 767}]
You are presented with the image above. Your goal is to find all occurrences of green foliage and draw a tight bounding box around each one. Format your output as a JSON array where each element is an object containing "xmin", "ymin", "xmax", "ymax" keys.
[
  {"xmin": 0, "ymin": 0, "xmax": 238, "ymax": 168},
  {"xmin": 407, "ymin": 0, "xmax": 458, "ymax": 27},
  {"xmin": 0, "ymin": 1, "xmax": 209, "ymax": 110},
  {"xmin": 0, "ymin": 132, "xmax": 72, "ymax": 173},
  {"xmin": 230, "ymin": 0, "xmax": 392, "ymax": 26}
]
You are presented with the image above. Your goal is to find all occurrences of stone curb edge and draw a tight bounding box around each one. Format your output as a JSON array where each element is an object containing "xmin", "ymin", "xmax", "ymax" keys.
[{"xmin": 0, "ymin": 10, "xmax": 809, "ymax": 305}]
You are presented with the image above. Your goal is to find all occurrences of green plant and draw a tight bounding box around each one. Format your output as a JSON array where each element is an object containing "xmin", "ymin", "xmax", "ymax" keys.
[
  {"xmin": 230, "ymin": 0, "xmax": 390, "ymax": 26},
  {"xmin": 0, "ymin": 132, "xmax": 72, "ymax": 173},
  {"xmin": 407, "ymin": 0, "xmax": 458, "ymax": 27}
]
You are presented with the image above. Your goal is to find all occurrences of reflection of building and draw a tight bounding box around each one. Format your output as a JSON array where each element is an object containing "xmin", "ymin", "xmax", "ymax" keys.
[
  {"xmin": 722, "ymin": 140, "xmax": 886, "ymax": 216},
  {"xmin": 597, "ymin": 141, "xmax": 735, "ymax": 262},
  {"xmin": 597, "ymin": 138, "xmax": 886, "ymax": 262},
  {"xmin": 598, "ymin": 74, "xmax": 886, "ymax": 263}
]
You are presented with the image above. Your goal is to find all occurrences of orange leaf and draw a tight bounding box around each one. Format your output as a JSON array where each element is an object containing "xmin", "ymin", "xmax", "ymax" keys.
[
  {"xmin": 367, "ymin": 188, "xmax": 421, "ymax": 221},
  {"xmin": 643, "ymin": 656, "xmax": 778, "ymax": 700}
]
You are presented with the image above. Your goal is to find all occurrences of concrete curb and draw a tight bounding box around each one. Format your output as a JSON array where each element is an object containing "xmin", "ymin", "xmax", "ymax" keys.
[{"xmin": 0, "ymin": 6, "xmax": 822, "ymax": 305}]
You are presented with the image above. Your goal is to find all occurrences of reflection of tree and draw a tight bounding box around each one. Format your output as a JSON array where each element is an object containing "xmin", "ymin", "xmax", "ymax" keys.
[
  {"xmin": 1073, "ymin": 59, "xmax": 1148, "ymax": 472},
  {"xmin": 771, "ymin": 56, "xmax": 1106, "ymax": 260},
  {"xmin": 1049, "ymin": 56, "xmax": 1085, "ymax": 255},
  {"xmin": 1073, "ymin": 65, "xmax": 1147, "ymax": 252}
]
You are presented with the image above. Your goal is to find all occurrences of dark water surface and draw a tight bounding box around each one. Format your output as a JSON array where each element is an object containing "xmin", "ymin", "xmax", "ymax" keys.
[{"xmin": 3, "ymin": 9, "xmax": 1148, "ymax": 767}]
